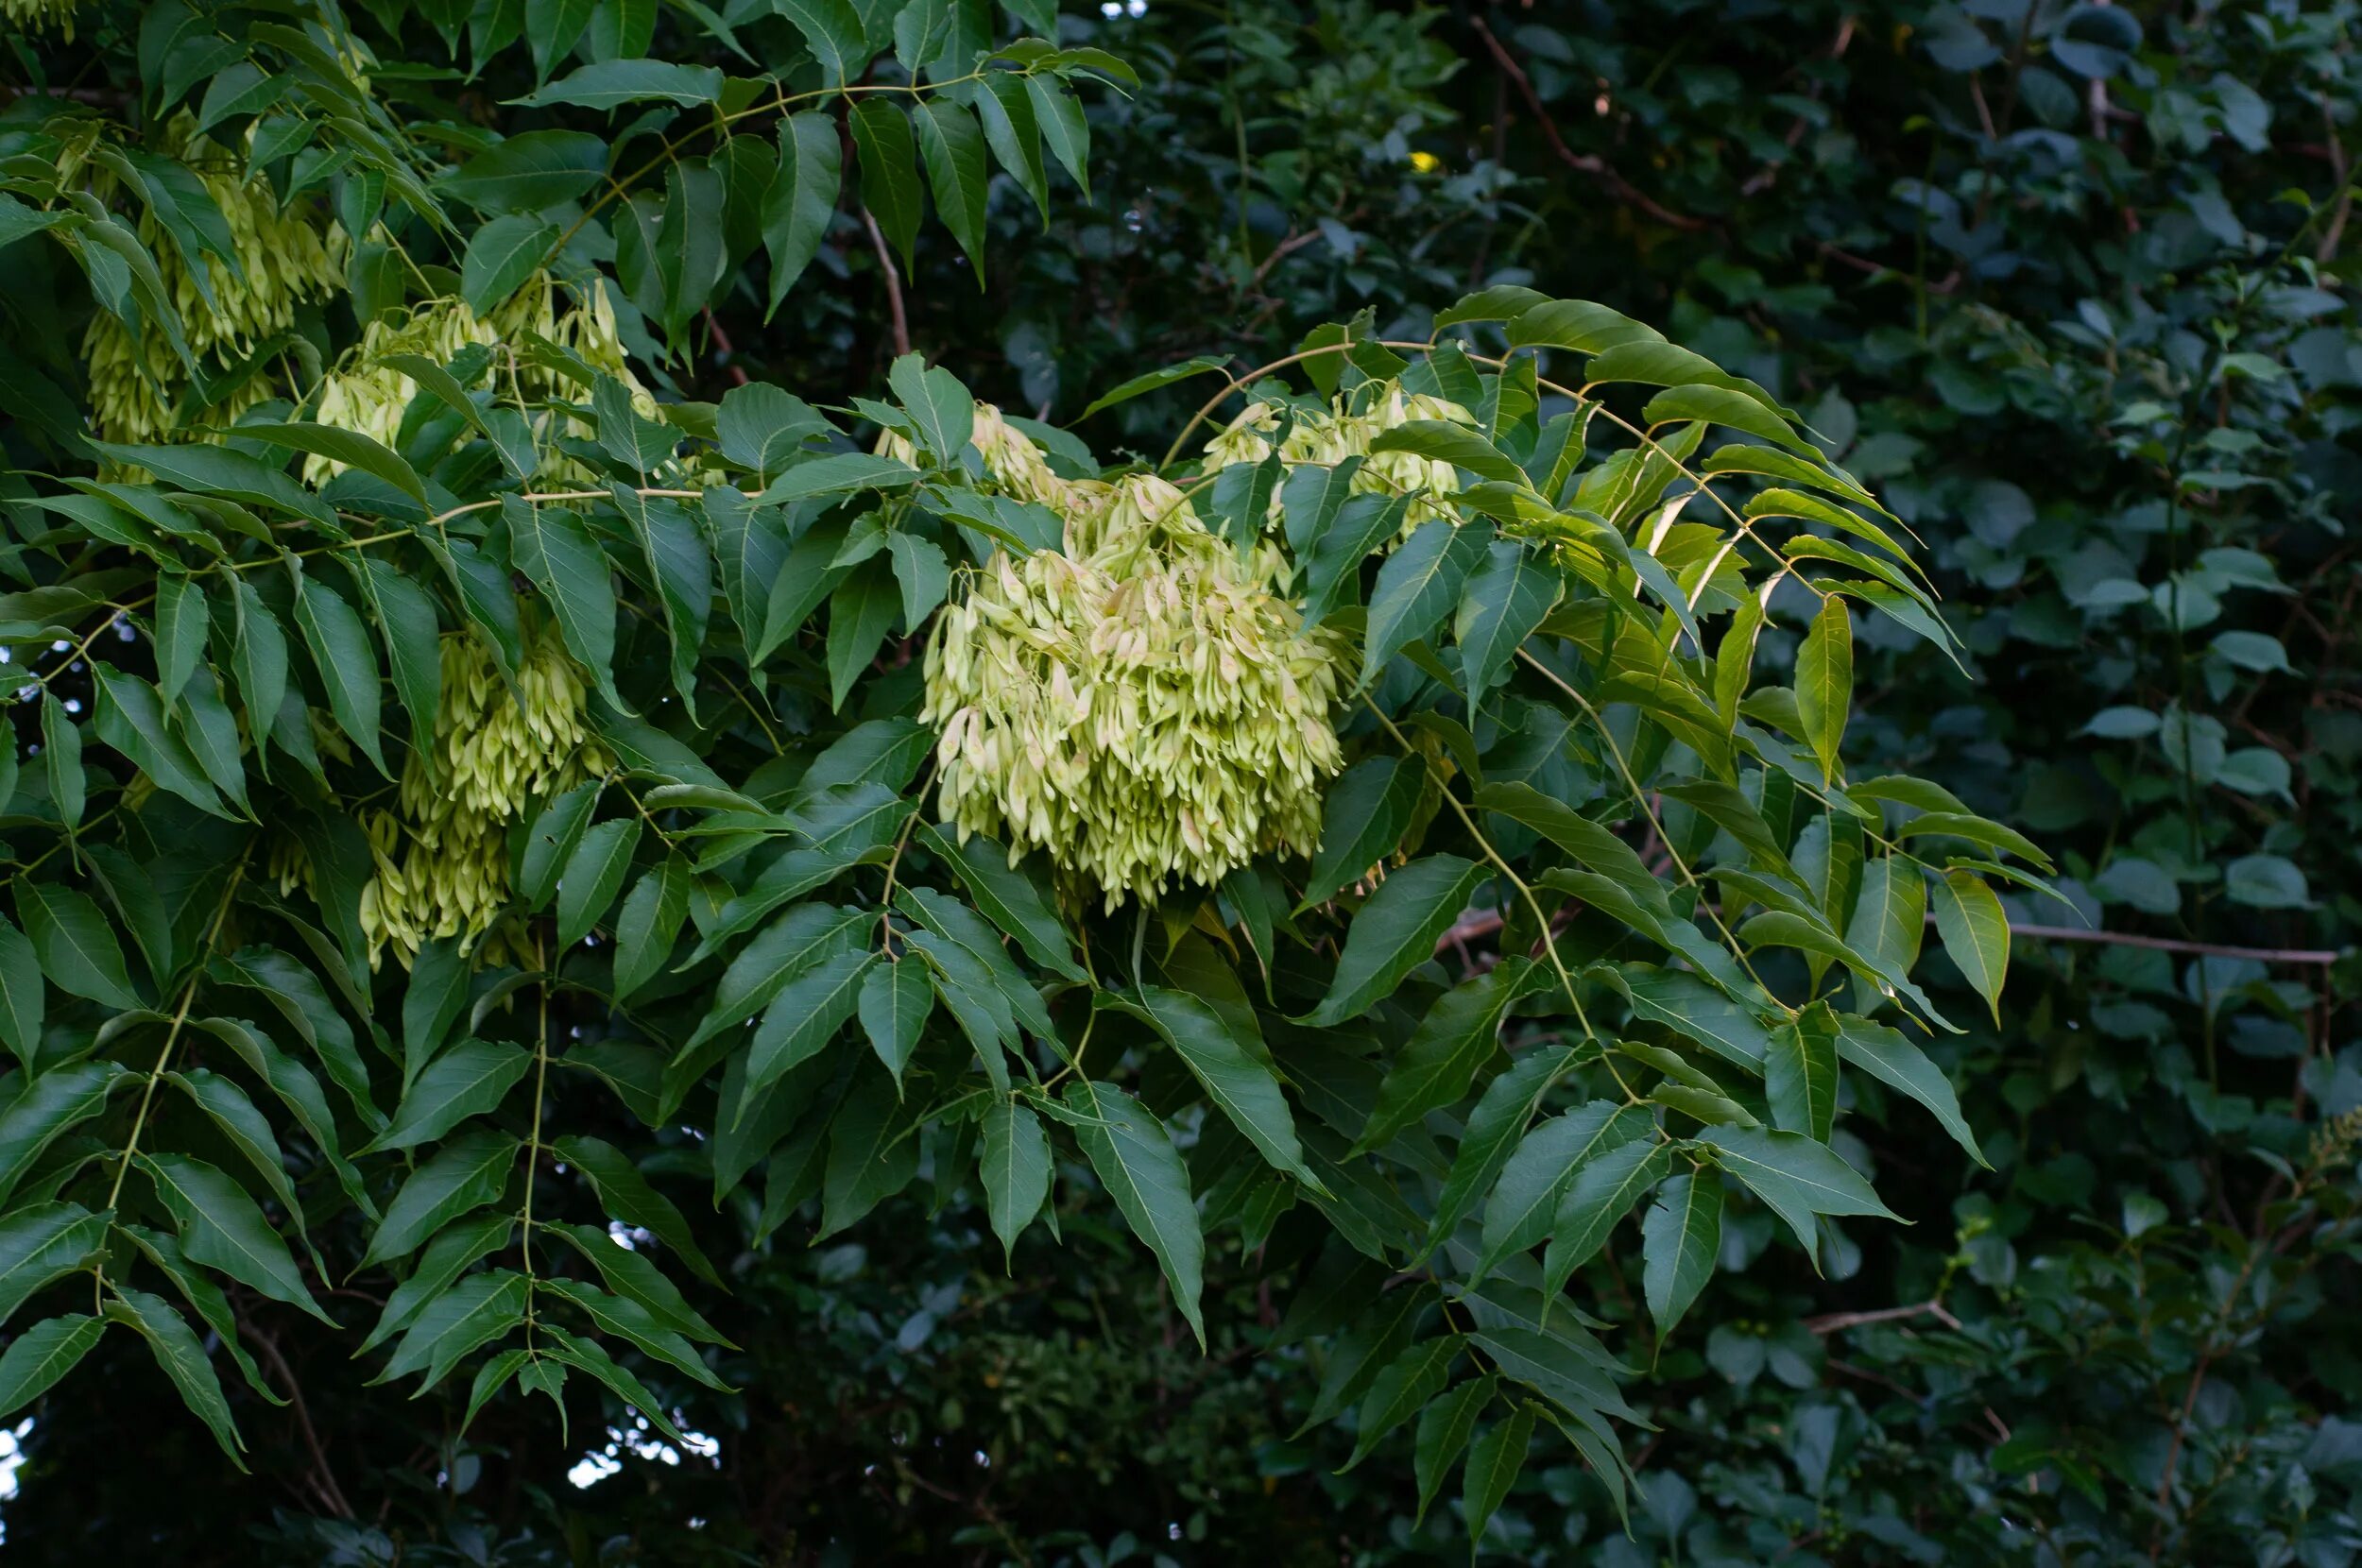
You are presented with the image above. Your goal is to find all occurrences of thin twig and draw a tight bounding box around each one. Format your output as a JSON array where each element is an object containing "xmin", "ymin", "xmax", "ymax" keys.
[
  {"xmin": 1467, "ymin": 15, "xmax": 1706, "ymax": 232},
  {"xmin": 243, "ymin": 1318, "xmax": 355, "ymax": 1519},
  {"xmin": 2319, "ymin": 94, "xmax": 2353, "ymax": 263},
  {"xmin": 1972, "ymin": 919, "xmax": 2338, "ymax": 967},
  {"xmin": 861, "ymin": 207, "xmax": 913, "ymax": 359},
  {"xmin": 1806, "ymin": 1299, "xmax": 1961, "ymax": 1335}
]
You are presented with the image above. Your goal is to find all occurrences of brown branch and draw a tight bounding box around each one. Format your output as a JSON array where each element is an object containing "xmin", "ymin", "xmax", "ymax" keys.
[
  {"xmin": 1806, "ymin": 1298, "xmax": 1961, "ymax": 1336},
  {"xmin": 1244, "ymin": 227, "xmax": 1324, "ymax": 293},
  {"xmin": 1971, "ymin": 919, "xmax": 2340, "ymax": 966},
  {"xmin": 2319, "ymin": 94, "xmax": 2353, "ymax": 264},
  {"xmin": 242, "ymin": 1319, "xmax": 354, "ymax": 1520},
  {"xmin": 701, "ymin": 307, "xmax": 750, "ymax": 387},
  {"xmin": 860, "ymin": 206, "xmax": 912, "ymax": 360},
  {"xmin": 1467, "ymin": 14, "xmax": 1707, "ymax": 232},
  {"xmin": 1820, "ymin": 242, "xmax": 1960, "ymax": 294}
]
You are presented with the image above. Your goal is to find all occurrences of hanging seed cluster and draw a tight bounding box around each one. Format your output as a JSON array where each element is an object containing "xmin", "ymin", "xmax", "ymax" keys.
[
  {"xmin": 3, "ymin": 0, "xmax": 79, "ymax": 40},
  {"xmin": 924, "ymin": 459, "xmax": 1350, "ymax": 911},
  {"xmin": 305, "ymin": 274, "xmax": 652, "ymax": 485},
  {"xmin": 1203, "ymin": 381, "xmax": 1476, "ymax": 536},
  {"xmin": 83, "ymin": 116, "xmax": 346, "ymax": 446},
  {"xmin": 356, "ymin": 627, "xmax": 609, "ymax": 965},
  {"xmin": 878, "ymin": 401, "xmax": 1068, "ymax": 507}
]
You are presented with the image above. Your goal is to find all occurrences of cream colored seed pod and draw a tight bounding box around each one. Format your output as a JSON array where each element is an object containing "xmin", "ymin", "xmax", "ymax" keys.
[
  {"xmin": 922, "ymin": 470, "xmax": 1349, "ymax": 911},
  {"xmin": 1200, "ymin": 381, "xmax": 1478, "ymax": 539},
  {"xmin": 359, "ymin": 626, "xmax": 611, "ymax": 966}
]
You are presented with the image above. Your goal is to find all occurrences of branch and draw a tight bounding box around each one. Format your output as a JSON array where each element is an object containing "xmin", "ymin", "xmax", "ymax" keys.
[
  {"xmin": 1806, "ymin": 1299, "xmax": 1961, "ymax": 1336},
  {"xmin": 2319, "ymin": 94, "xmax": 2353, "ymax": 264},
  {"xmin": 1963, "ymin": 918, "xmax": 2339, "ymax": 967},
  {"xmin": 1467, "ymin": 15, "xmax": 1707, "ymax": 232},
  {"xmin": 241, "ymin": 1317, "xmax": 354, "ymax": 1520},
  {"xmin": 861, "ymin": 206, "xmax": 913, "ymax": 359}
]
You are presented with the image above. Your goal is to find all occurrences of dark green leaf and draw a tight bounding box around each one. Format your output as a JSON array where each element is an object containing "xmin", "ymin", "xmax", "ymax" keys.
[
  {"xmin": 362, "ymin": 1128, "xmax": 519, "ymax": 1268},
  {"xmin": 1640, "ymin": 1171, "xmax": 1722, "ymax": 1337},
  {"xmin": 1065, "ymin": 1079, "xmax": 1204, "ymax": 1346},
  {"xmin": 106, "ymin": 1286, "xmax": 245, "ymax": 1467},
  {"xmin": 980, "ymin": 1099, "xmax": 1052, "ymax": 1268},
  {"xmin": 141, "ymin": 1152, "xmax": 329, "ymax": 1322},
  {"xmin": 1300, "ymin": 855, "xmax": 1481, "ymax": 1026},
  {"xmin": 0, "ymin": 1313, "xmax": 105, "ymax": 1418},
  {"xmin": 367, "ymin": 1039, "xmax": 532, "ymax": 1153}
]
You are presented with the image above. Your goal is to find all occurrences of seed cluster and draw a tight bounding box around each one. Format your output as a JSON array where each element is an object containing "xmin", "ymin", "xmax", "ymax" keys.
[
  {"xmin": 356, "ymin": 627, "xmax": 609, "ymax": 965},
  {"xmin": 923, "ymin": 454, "xmax": 1350, "ymax": 911},
  {"xmin": 305, "ymin": 273, "xmax": 653, "ymax": 486},
  {"xmin": 83, "ymin": 116, "xmax": 346, "ymax": 447},
  {"xmin": 1202, "ymin": 380, "xmax": 1477, "ymax": 536}
]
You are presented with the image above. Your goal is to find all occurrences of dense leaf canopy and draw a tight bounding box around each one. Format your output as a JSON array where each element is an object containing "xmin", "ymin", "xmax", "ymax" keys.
[{"xmin": 0, "ymin": 1, "xmax": 2357, "ymax": 1565}]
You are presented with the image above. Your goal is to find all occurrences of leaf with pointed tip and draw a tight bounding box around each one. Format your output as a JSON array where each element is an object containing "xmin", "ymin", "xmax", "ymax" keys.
[
  {"xmin": 106, "ymin": 1286, "xmax": 245, "ymax": 1467},
  {"xmin": 913, "ymin": 98, "xmax": 989, "ymax": 281},
  {"xmin": 1640, "ymin": 1171, "xmax": 1722, "ymax": 1337},
  {"xmin": 849, "ymin": 99, "xmax": 921, "ymax": 273},
  {"xmin": 1425, "ymin": 1045, "xmax": 1573, "ymax": 1256},
  {"xmin": 1115, "ymin": 986, "xmax": 1316, "ymax": 1187},
  {"xmin": 1541, "ymin": 1137, "xmax": 1671, "ymax": 1298},
  {"xmin": 377, "ymin": 1269, "xmax": 528, "ymax": 1389},
  {"xmin": 358, "ymin": 1212, "xmax": 515, "ymax": 1355},
  {"xmin": 1299, "ymin": 855, "xmax": 1481, "ymax": 1027},
  {"xmin": 366, "ymin": 1040, "xmax": 532, "ymax": 1153},
  {"xmin": 290, "ymin": 570, "xmax": 386, "ymax": 775},
  {"xmin": 916, "ymin": 826, "xmax": 1087, "ymax": 982},
  {"xmin": 538, "ymin": 1275, "xmax": 729, "ymax": 1390},
  {"xmin": 1697, "ymin": 1125, "xmax": 1900, "ymax": 1264},
  {"xmin": 505, "ymin": 501, "xmax": 621, "ymax": 708},
  {"xmin": 1837, "ymin": 1017, "xmax": 1985, "ymax": 1166},
  {"xmin": 858, "ymin": 957, "xmax": 932, "ymax": 1083},
  {"xmin": 1066, "ymin": 1079, "xmax": 1204, "ymax": 1346},
  {"xmin": 1301, "ymin": 757, "xmax": 1419, "ymax": 911},
  {"xmin": 980, "ymin": 1099, "xmax": 1052, "ymax": 1268},
  {"xmin": 0, "ymin": 1313, "xmax": 104, "ymax": 1418},
  {"xmin": 1476, "ymin": 1099, "xmax": 1651, "ymax": 1279},
  {"xmin": 541, "ymin": 1325, "xmax": 696, "ymax": 1447},
  {"xmin": 1794, "ymin": 593, "xmax": 1852, "ymax": 786},
  {"xmin": 1412, "ymin": 1373, "xmax": 1493, "ymax": 1525},
  {"xmin": 763, "ymin": 111, "xmax": 842, "ymax": 315},
  {"xmin": 551, "ymin": 1222, "xmax": 730, "ymax": 1346},
  {"xmin": 0, "ymin": 1202, "xmax": 111, "ymax": 1328},
  {"xmin": 1360, "ymin": 961, "xmax": 1532, "ymax": 1153},
  {"xmin": 91, "ymin": 665, "xmax": 228, "ymax": 819},
  {"xmin": 612, "ymin": 858, "xmax": 691, "ymax": 1003},
  {"xmin": 1463, "ymin": 1403, "xmax": 1536, "ymax": 1545},
  {"xmin": 140, "ymin": 1153, "xmax": 330, "ymax": 1322},
  {"xmin": 0, "ymin": 916, "xmax": 43, "ymax": 1072},
  {"xmin": 1764, "ymin": 1002, "xmax": 1840, "ymax": 1141},
  {"xmin": 168, "ymin": 1068, "xmax": 304, "ymax": 1227},
  {"xmin": 153, "ymin": 575, "xmax": 207, "ymax": 702},
  {"xmin": 745, "ymin": 946, "xmax": 874, "ymax": 1099},
  {"xmin": 1929, "ymin": 867, "xmax": 2010, "ymax": 1024},
  {"xmin": 1455, "ymin": 538, "xmax": 1560, "ymax": 697},
  {"xmin": 557, "ymin": 817, "xmax": 642, "ymax": 949},
  {"xmin": 1361, "ymin": 518, "xmax": 1488, "ymax": 686},
  {"xmin": 0, "ymin": 1061, "xmax": 126, "ymax": 1207},
  {"xmin": 1343, "ymin": 1335, "xmax": 1463, "ymax": 1471},
  {"xmin": 362, "ymin": 1128, "xmax": 519, "ymax": 1268},
  {"xmin": 554, "ymin": 1134, "xmax": 720, "ymax": 1286}
]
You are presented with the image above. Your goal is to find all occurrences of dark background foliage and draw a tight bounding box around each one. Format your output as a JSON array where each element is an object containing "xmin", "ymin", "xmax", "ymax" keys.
[{"xmin": 4, "ymin": 0, "xmax": 2359, "ymax": 1563}]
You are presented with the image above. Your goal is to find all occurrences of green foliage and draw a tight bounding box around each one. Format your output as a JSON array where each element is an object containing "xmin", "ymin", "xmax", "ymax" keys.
[{"xmin": 0, "ymin": 0, "xmax": 2358, "ymax": 1563}]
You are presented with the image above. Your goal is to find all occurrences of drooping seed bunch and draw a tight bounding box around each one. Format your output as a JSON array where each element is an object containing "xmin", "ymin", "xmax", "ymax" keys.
[
  {"xmin": 878, "ymin": 401, "xmax": 1070, "ymax": 508},
  {"xmin": 304, "ymin": 273, "xmax": 656, "ymax": 486},
  {"xmin": 357, "ymin": 626, "xmax": 610, "ymax": 965},
  {"xmin": 83, "ymin": 115, "xmax": 347, "ymax": 446},
  {"xmin": 1202, "ymin": 380, "xmax": 1477, "ymax": 536},
  {"xmin": 924, "ymin": 469, "xmax": 1351, "ymax": 910},
  {"xmin": 2, "ymin": 0, "xmax": 79, "ymax": 36}
]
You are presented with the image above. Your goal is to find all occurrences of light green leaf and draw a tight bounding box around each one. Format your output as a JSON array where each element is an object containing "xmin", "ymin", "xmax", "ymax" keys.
[
  {"xmin": 1794, "ymin": 593, "xmax": 1852, "ymax": 786},
  {"xmin": 1928, "ymin": 867, "xmax": 2009, "ymax": 1023}
]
